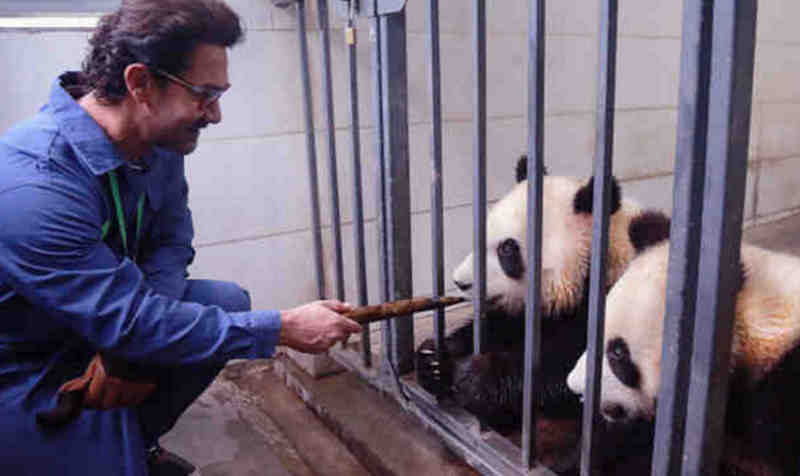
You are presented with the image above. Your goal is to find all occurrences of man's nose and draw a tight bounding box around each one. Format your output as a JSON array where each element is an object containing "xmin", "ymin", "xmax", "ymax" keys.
[{"xmin": 203, "ymin": 100, "xmax": 222, "ymax": 124}]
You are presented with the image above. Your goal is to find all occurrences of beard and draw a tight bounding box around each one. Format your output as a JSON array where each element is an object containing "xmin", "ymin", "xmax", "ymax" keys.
[{"xmin": 157, "ymin": 120, "xmax": 207, "ymax": 155}]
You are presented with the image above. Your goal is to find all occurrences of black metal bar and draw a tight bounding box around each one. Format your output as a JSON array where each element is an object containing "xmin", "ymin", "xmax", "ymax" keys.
[
  {"xmin": 472, "ymin": 0, "xmax": 487, "ymax": 355},
  {"xmin": 379, "ymin": 6, "xmax": 414, "ymax": 373},
  {"xmin": 427, "ymin": 0, "xmax": 446, "ymax": 352},
  {"xmin": 521, "ymin": 0, "xmax": 545, "ymax": 469},
  {"xmin": 296, "ymin": 0, "xmax": 326, "ymax": 299},
  {"xmin": 317, "ymin": 0, "xmax": 346, "ymax": 301},
  {"xmin": 580, "ymin": 0, "xmax": 618, "ymax": 474},
  {"xmin": 681, "ymin": 2, "xmax": 757, "ymax": 475},
  {"xmin": 345, "ymin": 7, "xmax": 371, "ymax": 367},
  {"xmin": 650, "ymin": 1, "xmax": 714, "ymax": 475},
  {"xmin": 371, "ymin": 7, "xmax": 391, "ymax": 368}
]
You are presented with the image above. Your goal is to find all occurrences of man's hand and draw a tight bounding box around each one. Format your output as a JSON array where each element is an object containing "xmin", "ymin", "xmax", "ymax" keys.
[
  {"xmin": 59, "ymin": 354, "xmax": 157, "ymax": 409},
  {"xmin": 279, "ymin": 300, "xmax": 362, "ymax": 354}
]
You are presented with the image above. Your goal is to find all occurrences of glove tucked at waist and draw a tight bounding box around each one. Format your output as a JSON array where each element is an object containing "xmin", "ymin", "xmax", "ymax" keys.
[
  {"xmin": 36, "ymin": 353, "xmax": 157, "ymax": 428},
  {"xmin": 59, "ymin": 353, "xmax": 157, "ymax": 409}
]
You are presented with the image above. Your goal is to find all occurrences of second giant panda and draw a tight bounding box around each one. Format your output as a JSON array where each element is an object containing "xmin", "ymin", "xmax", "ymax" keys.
[
  {"xmin": 567, "ymin": 240, "xmax": 800, "ymax": 475},
  {"xmin": 416, "ymin": 156, "xmax": 671, "ymax": 433}
]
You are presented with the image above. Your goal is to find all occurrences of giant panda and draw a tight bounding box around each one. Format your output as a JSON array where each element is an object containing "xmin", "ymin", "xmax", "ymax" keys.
[
  {"xmin": 416, "ymin": 156, "xmax": 671, "ymax": 435},
  {"xmin": 567, "ymin": 240, "xmax": 800, "ymax": 475}
]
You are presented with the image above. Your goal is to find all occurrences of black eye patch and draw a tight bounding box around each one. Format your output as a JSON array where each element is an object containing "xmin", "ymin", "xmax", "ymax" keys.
[
  {"xmin": 497, "ymin": 238, "xmax": 524, "ymax": 280},
  {"xmin": 607, "ymin": 337, "xmax": 641, "ymax": 389}
]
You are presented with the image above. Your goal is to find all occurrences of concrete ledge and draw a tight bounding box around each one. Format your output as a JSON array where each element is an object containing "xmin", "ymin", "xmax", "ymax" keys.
[
  {"xmin": 266, "ymin": 354, "xmax": 479, "ymax": 476},
  {"xmin": 217, "ymin": 359, "xmax": 372, "ymax": 476}
]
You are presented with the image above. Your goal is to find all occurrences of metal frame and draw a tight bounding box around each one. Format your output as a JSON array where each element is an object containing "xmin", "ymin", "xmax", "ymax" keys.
[
  {"xmin": 316, "ymin": 0, "xmax": 346, "ymax": 303},
  {"xmin": 428, "ymin": 0, "xmax": 446, "ymax": 357},
  {"xmin": 681, "ymin": 2, "xmax": 757, "ymax": 474},
  {"xmin": 294, "ymin": 0, "xmax": 760, "ymax": 474},
  {"xmin": 471, "ymin": 0, "xmax": 488, "ymax": 355},
  {"xmin": 580, "ymin": 1, "xmax": 619, "ymax": 473},
  {"xmin": 343, "ymin": 0, "xmax": 372, "ymax": 367},
  {"xmin": 522, "ymin": 0, "xmax": 546, "ymax": 468},
  {"xmin": 651, "ymin": 1, "xmax": 714, "ymax": 474},
  {"xmin": 295, "ymin": 0, "xmax": 326, "ymax": 300}
]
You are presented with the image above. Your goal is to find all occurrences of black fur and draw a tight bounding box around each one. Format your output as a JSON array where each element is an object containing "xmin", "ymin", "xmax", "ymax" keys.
[
  {"xmin": 592, "ymin": 342, "xmax": 800, "ymax": 476},
  {"xmin": 723, "ymin": 342, "xmax": 800, "ymax": 474},
  {"xmin": 515, "ymin": 155, "xmax": 548, "ymax": 183},
  {"xmin": 606, "ymin": 338, "xmax": 641, "ymax": 389},
  {"xmin": 628, "ymin": 211, "xmax": 671, "ymax": 252},
  {"xmin": 497, "ymin": 238, "xmax": 525, "ymax": 280},
  {"xmin": 573, "ymin": 176, "xmax": 621, "ymax": 215},
  {"xmin": 416, "ymin": 278, "xmax": 591, "ymax": 433}
]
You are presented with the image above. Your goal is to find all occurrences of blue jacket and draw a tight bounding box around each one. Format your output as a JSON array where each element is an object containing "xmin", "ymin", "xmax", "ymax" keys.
[{"xmin": 0, "ymin": 74, "xmax": 281, "ymax": 475}]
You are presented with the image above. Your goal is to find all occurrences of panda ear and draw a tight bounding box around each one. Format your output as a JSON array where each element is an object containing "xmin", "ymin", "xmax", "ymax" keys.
[
  {"xmin": 515, "ymin": 155, "xmax": 548, "ymax": 183},
  {"xmin": 516, "ymin": 156, "xmax": 527, "ymax": 183},
  {"xmin": 628, "ymin": 210, "xmax": 671, "ymax": 252},
  {"xmin": 574, "ymin": 176, "xmax": 621, "ymax": 215}
]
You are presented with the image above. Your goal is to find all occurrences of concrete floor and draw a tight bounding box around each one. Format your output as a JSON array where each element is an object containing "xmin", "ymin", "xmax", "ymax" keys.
[
  {"xmin": 160, "ymin": 361, "xmax": 371, "ymax": 476},
  {"xmin": 158, "ymin": 213, "xmax": 800, "ymax": 476},
  {"xmin": 160, "ymin": 382, "xmax": 294, "ymax": 476}
]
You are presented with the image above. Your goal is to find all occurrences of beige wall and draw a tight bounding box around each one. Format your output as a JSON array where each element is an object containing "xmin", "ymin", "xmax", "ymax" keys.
[{"xmin": 1, "ymin": 0, "xmax": 799, "ymax": 311}]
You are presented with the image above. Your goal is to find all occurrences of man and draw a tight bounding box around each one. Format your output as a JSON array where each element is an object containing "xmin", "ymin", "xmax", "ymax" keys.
[{"xmin": 0, "ymin": 1, "xmax": 361, "ymax": 475}]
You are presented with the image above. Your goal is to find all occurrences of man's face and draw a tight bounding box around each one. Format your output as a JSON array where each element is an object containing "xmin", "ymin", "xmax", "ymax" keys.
[{"xmin": 150, "ymin": 43, "xmax": 230, "ymax": 155}]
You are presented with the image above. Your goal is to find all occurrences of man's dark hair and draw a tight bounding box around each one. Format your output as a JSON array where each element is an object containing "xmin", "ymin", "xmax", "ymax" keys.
[{"xmin": 82, "ymin": 0, "xmax": 244, "ymax": 104}]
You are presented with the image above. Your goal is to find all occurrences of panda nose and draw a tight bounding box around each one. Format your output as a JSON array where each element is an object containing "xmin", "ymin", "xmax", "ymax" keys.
[
  {"xmin": 454, "ymin": 280, "xmax": 472, "ymax": 292},
  {"xmin": 602, "ymin": 403, "xmax": 627, "ymax": 422}
]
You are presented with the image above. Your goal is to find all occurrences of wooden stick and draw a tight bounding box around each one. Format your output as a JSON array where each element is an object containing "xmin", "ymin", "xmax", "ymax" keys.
[{"xmin": 344, "ymin": 295, "xmax": 466, "ymax": 325}]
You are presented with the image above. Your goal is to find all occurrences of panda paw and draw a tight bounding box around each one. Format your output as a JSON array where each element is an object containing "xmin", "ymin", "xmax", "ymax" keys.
[
  {"xmin": 452, "ymin": 352, "xmax": 522, "ymax": 431},
  {"xmin": 415, "ymin": 339, "xmax": 455, "ymax": 398}
]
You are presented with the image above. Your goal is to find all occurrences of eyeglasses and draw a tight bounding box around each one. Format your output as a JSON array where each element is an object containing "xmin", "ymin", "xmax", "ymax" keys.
[{"xmin": 150, "ymin": 67, "xmax": 229, "ymax": 109}]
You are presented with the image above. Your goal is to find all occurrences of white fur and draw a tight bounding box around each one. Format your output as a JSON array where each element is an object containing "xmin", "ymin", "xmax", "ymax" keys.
[
  {"xmin": 452, "ymin": 176, "xmax": 641, "ymax": 317},
  {"xmin": 567, "ymin": 242, "xmax": 800, "ymax": 423}
]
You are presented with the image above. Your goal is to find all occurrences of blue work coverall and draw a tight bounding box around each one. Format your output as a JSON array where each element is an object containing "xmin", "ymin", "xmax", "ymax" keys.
[{"xmin": 0, "ymin": 74, "xmax": 282, "ymax": 475}]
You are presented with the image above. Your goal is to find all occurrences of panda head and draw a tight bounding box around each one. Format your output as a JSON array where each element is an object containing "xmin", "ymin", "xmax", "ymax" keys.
[
  {"xmin": 566, "ymin": 240, "xmax": 764, "ymax": 426},
  {"xmin": 566, "ymin": 241, "xmax": 670, "ymax": 424},
  {"xmin": 451, "ymin": 156, "xmax": 668, "ymax": 319},
  {"xmin": 569, "ymin": 240, "xmax": 800, "ymax": 428}
]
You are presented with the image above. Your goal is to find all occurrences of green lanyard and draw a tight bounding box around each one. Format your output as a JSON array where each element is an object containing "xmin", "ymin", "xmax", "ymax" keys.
[{"xmin": 101, "ymin": 170, "xmax": 145, "ymax": 260}]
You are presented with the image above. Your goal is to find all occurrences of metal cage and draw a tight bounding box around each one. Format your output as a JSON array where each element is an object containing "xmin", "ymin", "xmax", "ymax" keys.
[{"xmin": 290, "ymin": 0, "xmax": 758, "ymax": 474}]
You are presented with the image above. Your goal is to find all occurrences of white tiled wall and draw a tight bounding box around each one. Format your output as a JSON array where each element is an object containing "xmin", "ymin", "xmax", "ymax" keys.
[{"xmin": 1, "ymin": 0, "xmax": 799, "ymax": 312}]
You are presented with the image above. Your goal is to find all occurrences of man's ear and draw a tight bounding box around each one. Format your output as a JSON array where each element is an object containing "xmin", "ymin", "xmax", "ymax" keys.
[{"xmin": 123, "ymin": 63, "xmax": 156, "ymax": 108}]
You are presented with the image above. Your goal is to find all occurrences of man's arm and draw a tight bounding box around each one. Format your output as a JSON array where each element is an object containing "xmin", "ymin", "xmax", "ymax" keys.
[
  {"xmin": 0, "ymin": 182, "xmax": 279, "ymax": 365},
  {"xmin": 137, "ymin": 159, "xmax": 195, "ymax": 300}
]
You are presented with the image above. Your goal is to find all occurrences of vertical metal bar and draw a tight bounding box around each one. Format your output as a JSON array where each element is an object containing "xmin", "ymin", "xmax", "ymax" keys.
[
  {"xmin": 345, "ymin": 8, "xmax": 371, "ymax": 367},
  {"xmin": 580, "ymin": 0, "xmax": 618, "ymax": 474},
  {"xmin": 317, "ymin": 0, "xmax": 346, "ymax": 301},
  {"xmin": 521, "ymin": 0, "xmax": 545, "ymax": 468},
  {"xmin": 651, "ymin": 1, "xmax": 714, "ymax": 475},
  {"xmin": 681, "ymin": 2, "xmax": 757, "ymax": 475},
  {"xmin": 427, "ymin": 0, "xmax": 446, "ymax": 350},
  {"xmin": 371, "ymin": 7, "xmax": 391, "ymax": 365},
  {"xmin": 472, "ymin": 0, "xmax": 487, "ymax": 355},
  {"xmin": 380, "ymin": 6, "xmax": 414, "ymax": 373},
  {"xmin": 297, "ymin": 0, "xmax": 326, "ymax": 299}
]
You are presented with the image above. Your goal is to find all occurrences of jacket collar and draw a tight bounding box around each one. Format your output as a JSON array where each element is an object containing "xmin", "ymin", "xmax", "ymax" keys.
[{"xmin": 48, "ymin": 72, "xmax": 125, "ymax": 177}]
